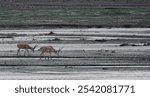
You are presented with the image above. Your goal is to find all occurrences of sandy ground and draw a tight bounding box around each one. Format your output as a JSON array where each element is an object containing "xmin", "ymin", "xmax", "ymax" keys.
[
  {"xmin": 1, "ymin": 66, "xmax": 150, "ymax": 80},
  {"xmin": 0, "ymin": 28, "xmax": 150, "ymax": 80}
]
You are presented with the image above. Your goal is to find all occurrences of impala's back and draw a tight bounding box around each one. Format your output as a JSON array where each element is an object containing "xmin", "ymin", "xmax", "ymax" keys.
[
  {"xmin": 38, "ymin": 46, "xmax": 57, "ymax": 53},
  {"xmin": 17, "ymin": 43, "xmax": 31, "ymax": 49}
]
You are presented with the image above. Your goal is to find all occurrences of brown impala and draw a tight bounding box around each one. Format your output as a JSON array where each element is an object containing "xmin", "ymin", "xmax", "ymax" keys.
[
  {"xmin": 17, "ymin": 43, "xmax": 38, "ymax": 56},
  {"xmin": 38, "ymin": 45, "xmax": 63, "ymax": 59}
]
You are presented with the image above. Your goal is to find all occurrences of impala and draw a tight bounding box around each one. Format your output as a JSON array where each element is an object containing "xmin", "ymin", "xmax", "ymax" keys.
[
  {"xmin": 17, "ymin": 43, "xmax": 38, "ymax": 56},
  {"xmin": 38, "ymin": 45, "xmax": 63, "ymax": 59}
]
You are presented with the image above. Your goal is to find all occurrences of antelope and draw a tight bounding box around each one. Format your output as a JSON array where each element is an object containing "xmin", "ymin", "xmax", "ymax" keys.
[
  {"xmin": 17, "ymin": 43, "xmax": 38, "ymax": 56},
  {"xmin": 38, "ymin": 45, "xmax": 63, "ymax": 60}
]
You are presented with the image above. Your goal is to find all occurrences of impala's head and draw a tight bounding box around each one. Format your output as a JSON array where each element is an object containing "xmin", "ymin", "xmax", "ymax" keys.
[
  {"xmin": 37, "ymin": 48, "xmax": 41, "ymax": 51},
  {"xmin": 55, "ymin": 47, "xmax": 64, "ymax": 56},
  {"xmin": 31, "ymin": 44, "xmax": 38, "ymax": 53}
]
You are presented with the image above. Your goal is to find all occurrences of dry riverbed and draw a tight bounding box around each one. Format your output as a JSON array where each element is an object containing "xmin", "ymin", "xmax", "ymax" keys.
[{"xmin": 0, "ymin": 28, "xmax": 150, "ymax": 79}]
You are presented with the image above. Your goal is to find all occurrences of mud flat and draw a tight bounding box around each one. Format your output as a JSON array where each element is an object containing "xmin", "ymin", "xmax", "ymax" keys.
[{"xmin": 0, "ymin": 28, "xmax": 150, "ymax": 79}]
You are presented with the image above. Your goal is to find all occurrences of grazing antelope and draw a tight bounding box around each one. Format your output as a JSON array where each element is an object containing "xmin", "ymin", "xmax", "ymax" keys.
[
  {"xmin": 17, "ymin": 43, "xmax": 38, "ymax": 56},
  {"xmin": 38, "ymin": 45, "xmax": 63, "ymax": 60}
]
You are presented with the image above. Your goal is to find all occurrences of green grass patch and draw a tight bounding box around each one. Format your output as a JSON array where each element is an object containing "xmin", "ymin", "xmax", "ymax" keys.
[{"xmin": 0, "ymin": 8, "xmax": 149, "ymax": 27}]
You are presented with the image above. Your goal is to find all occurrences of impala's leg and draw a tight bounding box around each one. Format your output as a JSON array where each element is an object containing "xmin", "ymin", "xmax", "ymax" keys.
[
  {"xmin": 49, "ymin": 53, "xmax": 52, "ymax": 60},
  {"xmin": 27, "ymin": 49, "xmax": 30, "ymax": 56},
  {"xmin": 40, "ymin": 53, "xmax": 42, "ymax": 60},
  {"xmin": 24, "ymin": 50, "xmax": 26, "ymax": 56},
  {"xmin": 17, "ymin": 49, "xmax": 20, "ymax": 55},
  {"xmin": 46, "ymin": 53, "xmax": 49, "ymax": 60},
  {"xmin": 40, "ymin": 52, "xmax": 44, "ymax": 60},
  {"xmin": 48, "ymin": 54, "xmax": 49, "ymax": 60},
  {"xmin": 44, "ymin": 53, "xmax": 47, "ymax": 60}
]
